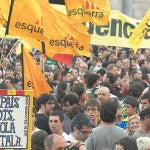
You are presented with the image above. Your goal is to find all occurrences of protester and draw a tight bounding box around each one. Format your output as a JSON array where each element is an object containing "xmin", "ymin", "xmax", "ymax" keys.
[
  {"xmin": 84, "ymin": 99, "xmax": 100, "ymax": 127},
  {"xmin": 137, "ymin": 137, "xmax": 150, "ymax": 150},
  {"xmin": 35, "ymin": 93, "xmax": 55, "ymax": 134},
  {"xmin": 132, "ymin": 106, "xmax": 150, "ymax": 139},
  {"xmin": 86, "ymin": 101, "xmax": 127, "ymax": 150},
  {"xmin": 32, "ymin": 130, "xmax": 48, "ymax": 150},
  {"xmin": 68, "ymin": 113, "xmax": 93, "ymax": 142},
  {"xmin": 115, "ymin": 136, "xmax": 138, "ymax": 150},
  {"xmin": 48, "ymin": 110, "xmax": 69, "ymax": 141}
]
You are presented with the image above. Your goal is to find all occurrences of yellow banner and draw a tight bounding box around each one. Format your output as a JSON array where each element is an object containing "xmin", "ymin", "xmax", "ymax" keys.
[
  {"xmin": 52, "ymin": 4, "xmax": 150, "ymax": 49},
  {"xmin": 128, "ymin": 9, "xmax": 150, "ymax": 53}
]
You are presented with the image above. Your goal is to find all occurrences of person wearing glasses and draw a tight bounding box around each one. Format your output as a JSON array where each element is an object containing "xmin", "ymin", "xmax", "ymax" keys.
[
  {"xmin": 49, "ymin": 110, "xmax": 69, "ymax": 141},
  {"xmin": 86, "ymin": 101, "xmax": 127, "ymax": 150},
  {"xmin": 35, "ymin": 93, "xmax": 55, "ymax": 134},
  {"xmin": 84, "ymin": 100, "xmax": 100, "ymax": 127},
  {"xmin": 68, "ymin": 113, "xmax": 93, "ymax": 143}
]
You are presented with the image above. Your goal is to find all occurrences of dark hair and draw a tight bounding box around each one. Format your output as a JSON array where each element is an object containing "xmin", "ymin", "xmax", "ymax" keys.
[
  {"xmin": 100, "ymin": 101, "xmax": 117, "ymax": 122},
  {"xmin": 69, "ymin": 105, "xmax": 84, "ymax": 120},
  {"xmin": 84, "ymin": 100, "xmax": 100, "ymax": 111},
  {"xmin": 86, "ymin": 73, "xmax": 99, "ymax": 88},
  {"xmin": 35, "ymin": 93, "xmax": 54, "ymax": 111},
  {"xmin": 71, "ymin": 114, "xmax": 93, "ymax": 131},
  {"xmin": 32, "ymin": 130, "xmax": 48, "ymax": 150},
  {"xmin": 72, "ymin": 83, "xmax": 85, "ymax": 97},
  {"xmin": 140, "ymin": 106, "xmax": 150, "ymax": 121},
  {"xmin": 62, "ymin": 93, "xmax": 79, "ymax": 106},
  {"xmin": 141, "ymin": 93, "xmax": 150, "ymax": 102},
  {"xmin": 49, "ymin": 110, "xmax": 64, "ymax": 122},
  {"xmin": 115, "ymin": 136, "xmax": 138, "ymax": 150},
  {"xmin": 97, "ymin": 68, "xmax": 106, "ymax": 76},
  {"xmin": 128, "ymin": 81, "xmax": 144, "ymax": 98},
  {"xmin": 124, "ymin": 96, "xmax": 139, "ymax": 109}
]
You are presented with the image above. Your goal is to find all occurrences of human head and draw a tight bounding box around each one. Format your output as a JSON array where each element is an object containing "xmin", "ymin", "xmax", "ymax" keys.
[
  {"xmin": 123, "ymin": 96, "xmax": 139, "ymax": 117},
  {"xmin": 127, "ymin": 115, "xmax": 140, "ymax": 136},
  {"xmin": 71, "ymin": 68, "xmax": 79, "ymax": 79},
  {"xmin": 35, "ymin": 93, "xmax": 55, "ymax": 114},
  {"xmin": 84, "ymin": 100, "xmax": 100, "ymax": 123},
  {"xmin": 72, "ymin": 83, "xmax": 86, "ymax": 104},
  {"xmin": 4, "ymin": 76, "xmax": 14, "ymax": 89},
  {"xmin": 107, "ymin": 64, "xmax": 118, "ymax": 75},
  {"xmin": 140, "ymin": 106, "xmax": 150, "ymax": 131},
  {"xmin": 86, "ymin": 73, "xmax": 100, "ymax": 88},
  {"xmin": 122, "ymin": 58, "xmax": 130, "ymax": 70},
  {"xmin": 115, "ymin": 136, "xmax": 138, "ymax": 150},
  {"xmin": 49, "ymin": 110, "xmax": 64, "ymax": 134},
  {"xmin": 137, "ymin": 137, "xmax": 150, "ymax": 150},
  {"xmin": 71, "ymin": 113, "xmax": 93, "ymax": 141},
  {"xmin": 100, "ymin": 100, "xmax": 117, "ymax": 123},
  {"xmin": 62, "ymin": 93, "xmax": 79, "ymax": 115},
  {"xmin": 140, "ymin": 93, "xmax": 150, "ymax": 110},
  {"xmin": 98, "ymin": 86, "xmax": 110, "ymax": 105},
  {"xmin": 32, "ymin": 130, "xmax": 48, "ymax": 150},
  {"xmin": 44, "ymin": 134, "xmax": 67, "ymax": 150}
]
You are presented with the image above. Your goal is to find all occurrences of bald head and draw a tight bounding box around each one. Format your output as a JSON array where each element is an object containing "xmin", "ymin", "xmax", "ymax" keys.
[
  {"xmin": 44, "ymin": 134, "xmax": 66, "ymax": 150},
  {"xmin": 98, "ymin": 86, "xmax": 110, "ymax": 105}
]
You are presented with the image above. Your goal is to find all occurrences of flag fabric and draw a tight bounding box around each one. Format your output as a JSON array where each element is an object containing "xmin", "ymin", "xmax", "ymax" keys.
[
  {"xmin": 44, "ymin": 9, "xmax": 91, "ymax": 58},
  {"xmin": 0, "ymin": 0, "xmax": 10, "ymax": 26},
  {"xmin": 128, "ymin": 9, "xmax": 150, "ymax": 53},
  {"xmin": 65, "ymin": 0, "xmax": 110, "ymax": 25},
  {"xmin": 23, "ymin": 49, "xmax": 52, "ymax": 98},
  {"xmin": 7, "ymin": 0, "xmax": 57, "ymax": 41}
]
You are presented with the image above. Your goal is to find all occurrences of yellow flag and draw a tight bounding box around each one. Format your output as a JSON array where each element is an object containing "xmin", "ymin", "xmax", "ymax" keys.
[
  {"xmin": 65, "ymin": 0, "xmax": 110, "ymax": 25},
  {"xmin": 22, "ymin": 37, "xmax": 42, "ymax": 52},
  {"xmin": 128, "ymin": 9, "xmax": 150, "ymax": 53},
  {"xmin": 0, "ymin": 0, "xmax": 10, "ymax": 26},
  {"xmin": 8, "ymin": 0, "xmax": 57, "ymax": 41},
  {"xmin": 23, "ymin": 49, "xmax": 52, "ymax": 98}
]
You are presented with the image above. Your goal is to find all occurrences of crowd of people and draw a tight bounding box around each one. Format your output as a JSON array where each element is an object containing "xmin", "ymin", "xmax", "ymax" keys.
[{"xmin": 1, "ymin": 38, "xmax": 150, "ymax": 149}]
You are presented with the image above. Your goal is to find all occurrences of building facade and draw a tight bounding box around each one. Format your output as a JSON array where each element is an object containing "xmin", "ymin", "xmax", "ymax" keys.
[{"xmin": 109, "ymin": 0, "xmax": 150, "ymax": 20}]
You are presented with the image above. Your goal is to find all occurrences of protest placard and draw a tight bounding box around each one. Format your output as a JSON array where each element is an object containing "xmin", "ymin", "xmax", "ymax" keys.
[{"xmin": 0, "ymin": 90, "xmax": 33, "ymax": 150}]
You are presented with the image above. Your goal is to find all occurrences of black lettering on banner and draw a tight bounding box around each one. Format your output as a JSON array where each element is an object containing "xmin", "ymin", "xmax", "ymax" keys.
[
  {"xmin": 15, "ymin": 22, "xmax": 44, "ymax": 34},
  {"xmin": 96, "ymin": 23, "xmax": 109, "ymax": 36},
  {"xmin": 111, "ymin": 19, "xmax": 122, "ymax": 37},
  {"xmin": 27, "ymin": 81, "xmax": 32, "ymax": 87},
  {"xmin": 67, "ymin": 8, "xmax": 104, "ymax": 18},
  {"xmin": 49, "ymin": 39, "xmax": 84, "ymax": 50},
  {"xmin": 124, "ymin": 23, "xmax": 135, "ymax": 38}
]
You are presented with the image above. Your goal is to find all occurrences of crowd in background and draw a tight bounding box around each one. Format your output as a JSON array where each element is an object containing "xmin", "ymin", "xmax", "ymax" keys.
[{"xmin": 1, "ymin": 38, "xmax": 150, "ymax": 150}]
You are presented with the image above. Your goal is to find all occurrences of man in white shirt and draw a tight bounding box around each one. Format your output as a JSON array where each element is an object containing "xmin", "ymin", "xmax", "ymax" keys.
[{"xmin": 49, "ymin": 110, "xmax": 69, "ymax": 141}]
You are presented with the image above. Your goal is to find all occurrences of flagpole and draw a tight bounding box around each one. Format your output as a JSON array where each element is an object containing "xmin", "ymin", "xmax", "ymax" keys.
[
  {"xmin": 5, "ymin": 0, "xmax": 14, "ymax": 35},
  {"xmin": 1, "ymin": 39, "xmax": 20, "ymax": 66},
  {"xmin": 21, "ymin": 43, "xmax": 24, "ymax": 90},
  {"xmin": 41, "ymin": 41, "xmax": 46, "ymax": 73}
]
